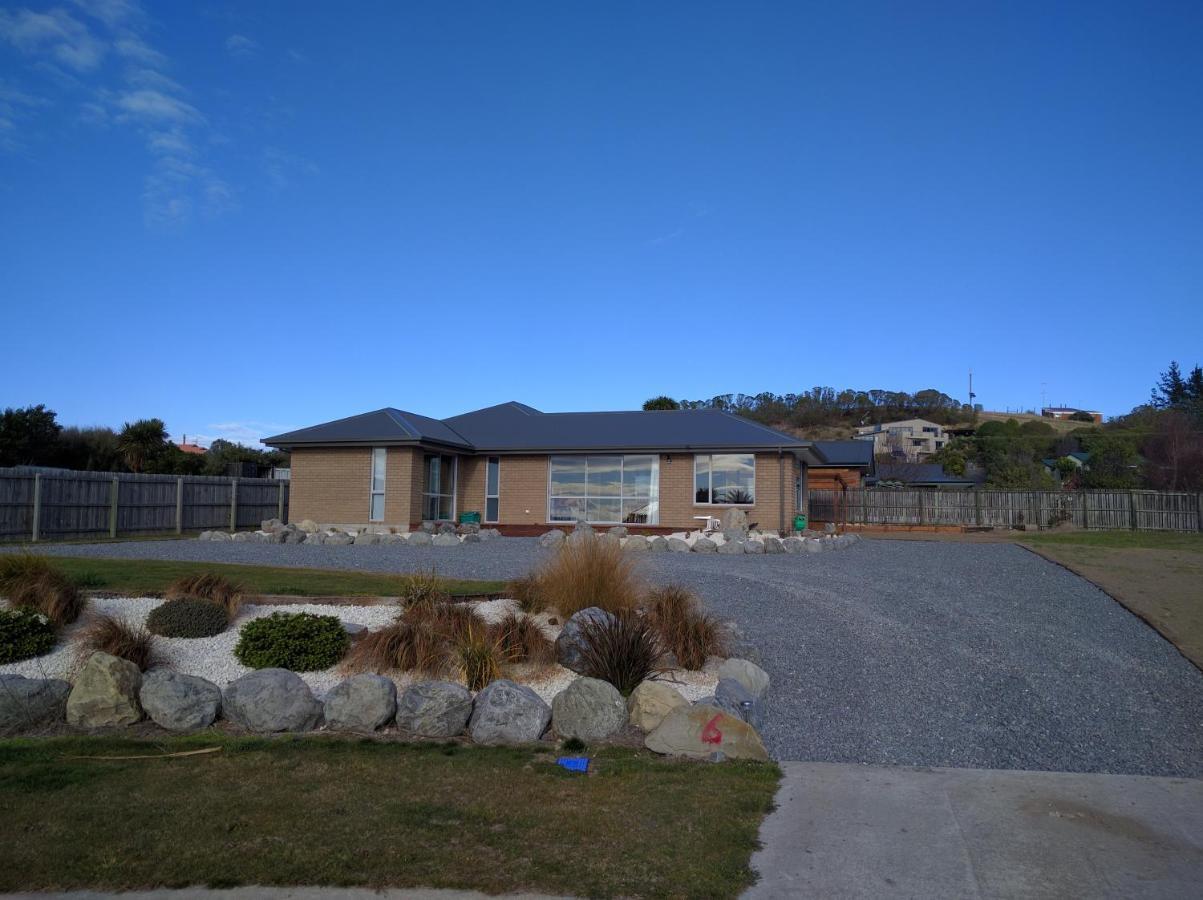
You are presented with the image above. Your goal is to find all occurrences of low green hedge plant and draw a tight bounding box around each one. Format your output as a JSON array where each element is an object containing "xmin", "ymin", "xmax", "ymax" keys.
[
  {"xmin": 0, "ymin": 608, "xmax": 57, "ymax": 664},
  {"xmin": 234, "ymin": 612, "xmax": 349, "ymax": 671},
  {"xmin": 146, "ymin": 597, "xmax": 230, "ymax": 639}
]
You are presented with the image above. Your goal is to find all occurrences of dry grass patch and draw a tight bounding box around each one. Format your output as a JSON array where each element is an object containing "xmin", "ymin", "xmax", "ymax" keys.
[
  {"xmin": 0, "ymin": 553, "xmax": 55, "ymax": 595},
  {"xmin": 529, "ymin": 535, "xmax": 642, "ymax": 617},
  {"xmin": 6, "ymin": 569, "xmax": 86, "ymax": 627},
  {"xmin": 165, "ymin": 572, "xmax": 244, "ymax": 618},
  {"xmin": 397, "ymin": 569, "xmax": 451, "ymax": 607},
  {"xmin": 455, "ymin": 622, "xmax": 505, "ymax": 690},
  {"xmin": 644, "ymin": 585, "xmax": 729, "ymax": 670},
  {"xmin": 507, "ymin": 573, "xmax": 547, "ymax": 614},
  {"xmin": 492, "ymin": 611, "xmax": 554, "ymax": 665},
  {"xmin": 73, "ymin": 612, "xmax": 159, "ymax": 672},
  {"xmin": 578, "ymin": 610, "xmax": 667, "ymax": 696}
]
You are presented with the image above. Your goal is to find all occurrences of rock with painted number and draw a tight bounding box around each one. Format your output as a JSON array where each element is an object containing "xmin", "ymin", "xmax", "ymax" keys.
[{"xmin": 644, "ymin": 704, "xmax": 768, "ymax": 761}]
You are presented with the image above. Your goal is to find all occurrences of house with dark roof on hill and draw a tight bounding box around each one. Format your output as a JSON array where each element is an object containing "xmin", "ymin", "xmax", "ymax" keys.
[{"xmin": 264, "ymin": 402, "xmax": 829, "ymax": 534}]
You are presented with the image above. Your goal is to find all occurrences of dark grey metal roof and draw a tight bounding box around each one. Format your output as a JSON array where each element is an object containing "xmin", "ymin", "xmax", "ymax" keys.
[
  {"xmin": 264, "ymin": 408, "xmax": 472, "ymax": 449},
  {"xmin": 266, "ymin": 400, "xmax": 816, "ymax": 457},
  {"xmin": 811, "ymin": 440, "xmax": 874, "ymax": 467}
]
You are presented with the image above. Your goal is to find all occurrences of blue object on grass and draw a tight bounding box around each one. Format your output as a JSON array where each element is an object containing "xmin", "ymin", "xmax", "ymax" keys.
[{"xmin": 557, "ymin": 756, "xmax": 589, "ymax": 772}]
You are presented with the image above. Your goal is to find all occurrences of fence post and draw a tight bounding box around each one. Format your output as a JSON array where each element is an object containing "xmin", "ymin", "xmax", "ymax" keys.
[
  {"xmin": 277, "ymin": 480, "xmax": 285, "ymax": 521},
  {"xmin": 1196, "ymin": 493, "xmax": 1202, "ymax": 533},
  {"xmin": 1128, "ymin": 491, "xmax": 1137, "ymax": 530},
  {"xmin": 175, "ymin": 477, "xmax": 184, "ymax": 535},
  {"xmin": 229, "ymin": 477, "xmax": 239, "ymax": 532},
  {"xmin": 30, "ymin": 473, "xmax": 42, "ymax": 542},
  {"xmin": 109, "ymin": 477, "xmax": 119, "ymax": 538}
]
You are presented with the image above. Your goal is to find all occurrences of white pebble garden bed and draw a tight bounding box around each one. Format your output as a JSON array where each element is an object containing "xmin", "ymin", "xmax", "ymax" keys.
[{"xmin": 0, "ymin": 597, "xmax": 719, "ymax": 704}]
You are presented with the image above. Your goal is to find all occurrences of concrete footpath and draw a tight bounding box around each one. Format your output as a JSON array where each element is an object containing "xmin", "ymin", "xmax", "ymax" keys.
[{"xmin": 747, "ymin": 762, "xmax": 1203, "ymax": 899}]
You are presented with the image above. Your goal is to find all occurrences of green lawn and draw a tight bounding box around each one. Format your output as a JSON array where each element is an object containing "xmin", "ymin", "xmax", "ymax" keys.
[
  {"xmin": 1023, "ymin": 530, "xmax": 1203, "ymax": 551},
  {"xmin": 0, "ymin": 735, "xmax": 779, "ymax": 897},
  {"xmin": 36, "ymin": 556, "xmax": 506, "ymax": 598}
]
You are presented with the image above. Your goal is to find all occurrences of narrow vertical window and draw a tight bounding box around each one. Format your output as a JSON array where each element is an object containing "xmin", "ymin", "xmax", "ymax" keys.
[
  {"xmin": 369, "ymin": 448, "xmax": 386, "ymax": 521},
  {"xmin": 485, "ymin": 456, "xmax": 500, "ymax": 523}
]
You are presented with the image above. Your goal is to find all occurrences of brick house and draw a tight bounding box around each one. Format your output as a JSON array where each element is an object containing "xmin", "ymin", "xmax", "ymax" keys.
[{"xmin": 264, "ymin": 402, "xmax": 828, "ymax": 534}]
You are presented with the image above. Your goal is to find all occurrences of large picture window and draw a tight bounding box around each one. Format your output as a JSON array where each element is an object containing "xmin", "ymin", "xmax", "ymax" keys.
[
  {"xmin": 423, "ymin": 454, "xmax": 457, "ymax": 521},
  {"xmin": 694, "ymin": 453, "xmax": 756, "ymax": 505},
  {"xmin": 549, "ymin": 455, "xmax": 659, "ymax": 524}
]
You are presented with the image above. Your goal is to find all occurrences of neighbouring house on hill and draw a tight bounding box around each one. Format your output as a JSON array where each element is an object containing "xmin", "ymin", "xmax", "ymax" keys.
[
  {"xmin": 809, "ymin": 440, "xmax": 875, "ymax": 490},
  {"xmin": 1041, "ymin": 406, "xmax": 1103, "ymax": 423},
  {"xmin": 263, "ymin": 401, "xmax": 832, "ymax": 533},
  {"xmin": 1042, "ymin": 452, "xmax": 1091, "ymax": 478},
  {"xmin": 175, "ymin": 436, "xmax": 206, "ymax": 455},
  {"xmin": 854, "ymin": 419, "xmax": 950, "ymax": 461},
  {"xmin": 869, "ymin": 462, "xmax": 984, "ymax": 489}
]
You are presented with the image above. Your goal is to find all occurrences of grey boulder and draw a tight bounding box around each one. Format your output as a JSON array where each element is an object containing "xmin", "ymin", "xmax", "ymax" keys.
[
  {"xmin": 325, "ymin": 531, "xmax": 353, "ymax": 546},
  {"xmin": 717, "ymin": 658, "xmax": 770, "ymax": 699},
  {"xmin": 554, "ymin": 607, "xmax": 616, "ymax": 674},
  {"xmin": 607, "ymin": 526, "xmax": 628, "ymax": 538},
  {"xmin": 551, "ymin": 677, "xmax": 627, "ymax": 741},
  {"xmin": 395, "ymin": 680, "xmax": 474, "ymax": 737},
  {"xmin": 539, "ymin": 529, "xmax": 565, "ymax": 548},
  {"xmin": 692, "ymin": 537, "xmax": 718, "ymax": 553},
  {"xmin": 762, "ymin": 537, "xmax": 785, "ymax": 554},
  {"xmin": 468, "ymin": 679, "xmax": 551, "ymax": 745},
  {"xmin": 717, "ymin": 541, "xmax": 745, "ymax": 555},
  {"xmin": 437, "ymin": 522, "xmax": 457, "ymax": 535},
  {"xmin": 744, "ymin": 540, "xmax": 766, "ymax": 554},
  {"xmin": 710, "ymin": 676, "xmax": 763, "ymax": 729},
  {"xmin": 782, "ymin": 537, "xmax": 805, "ymax": 554},
  {"xmin": 223, "ymin": 669, "xmax": 321, "ymax": 733},
  {"xmin": 408, "ymin": 531, "xmax": 433, "ymax": 546},
  {"xmin": 354, "ymin": 532, "xmax": 382, "ymax": 545},
  {"xmin": 667, "ymin": 537, "xmax": 691, "ymax": 553},
  {"xmin": 432, "ymin": 532, "xmax": 460, "ymax": 547},
  {"xmin": 623, "ymin": 534, "xmax": 649, "ymax": 552},
  {"xmin": 139, "ymin": 670, "xmax": 221, "ymax": 731},
  {"xmin": 0, "ymin": 675, "xmax": 70, "ymax": 732},
  {"xmin": 324, "ymin": 674, "xmax": 397, "ymax": 732},
  {"xmin": 648, "ymin": 536, "xmax": 669, "ymax": 552}
]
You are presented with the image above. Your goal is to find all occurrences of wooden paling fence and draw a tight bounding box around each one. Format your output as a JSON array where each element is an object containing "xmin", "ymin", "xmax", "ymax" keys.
[
  {"xmin": 0, "ymin": 468, "xmax": 289, "ymax": 542},
  {"xmin": 808, "ymin": 488, "xmax": 1203, "ymax": 533}
]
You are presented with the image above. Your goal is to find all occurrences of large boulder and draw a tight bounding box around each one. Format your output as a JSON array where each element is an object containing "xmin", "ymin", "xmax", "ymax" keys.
[
  {"xmin": 395, "ymin": 680, "xmax": 474, "ymax": 737},
  {"xmin": 803, "ymin": 538, "xmax": 824, "ymax": 554},
  {"xmin": 261, "ymin": 518, "xmax": 282, "ymax": 531},
  {"xmin": 781, "ymin": 537, "xmax": 805, "ymax": 554},
  {"xmin": 539, "ymin": 529, "xmax": 565, "ymax": 549},
  {"xmin": 667, "ymin": 537, "xmax": 691, "ymax": 553},
  {"xmin": 408, "ymin": 531, "xmax": 433, "ymax": 546},
  {"xmin": 460, "ymin": 532, "xmax": 482, "ymax": 544},
  {"xmin": 282, "ymin": 529, "xmax": 306, "ymax": 544},
  {"xmin": 762, "ymin": 537, "xmax": 785, "ymax": 554},
  {"xmin": 648, "ymin": 536, "xmax": 669, "ymax": 552},
  {"xmin": 432, "ymin": 532, "xmax": 461, "ymax": 547},
  {"xmin": 231, "ymin": 531, "xmax": 254, "ymax": 543},
  {"xmin": 692, "ymin": 537, "xmax": 717, "ymax": 553},
  {"xmin": 468, "ymin": 679, "xmax": 551, "ymax": 745},
  {"xmin": 223, "ymin": 669, "xmax": 321, "ymax": 733},
  {"xmin": 437, "ymin": 522, "xmax": 457, "ymax": 535},
  {"xmin": 303, "ymin": 532, "xmax": 326, "ymax": 545},
  {"xmin": 719, "ymin": 507, "xmax": 748, "ymax": 533},
  {"xmin": 298, "ymin": 519, "xmax": 321, "ymax": 533},
  {"xmin": 419, "ymin": 521, "xmax": 437, "ymax": 534},
  {"xmin": 717, "ymin": 658, "xmax": 770, "ymax": 699},
  {"xmin": 708, "ymin": 677, "xmax": 763, "ymax": 729},
  {"xmin": 551, "ymin": 677, "xmax": 626, "ymax": 741},
  {"xmin": 140, "ymin": 671, "xmax": 221, "ymax": 731},
  {"xmin": 66, "ymin": 652, "xmax": 143, "ymax": 727},
  {"xmin": 623, "ymin": 534, "xmax": 649, "ymax": 552},
  {"xmin": 554, "ymin": 607, "xmax": 616, "ymax": 674},
  {"xmin": 744, "ymin": 540, "xmax": 766, "ymax": 555},
  {"xmin": 382, "ymin": 532, "xmax": 407, "ymax": 545},
  {"xmin": 607, "ymin": 526, "xmax": 628, "ymax": 538},
  {"xmin": 209, "ymin": 531, "xmax": 232, "ymax": 542},
  {"xmin": 596, "ymin": 532, "xmax": 620, "ymax": 549},
  {"xmin": 354, "ymin": 532, "xmax": 382, "ymax": 545},
  {"xmin": 627, "ymin": 680, "xmax": 688, "ymax": 732},
  {"xmin": 717, "ymin": 541, "xmax": 745, "ymax": 555},
  {"xmin": 0, "ymin": 675, "xmax": 70, "ymax": 732},
  {"xmin": 325, "ymin": 531, "xmax": 353, "ymax": 546},
  {"xmin": 644, "ymin": 704, "xmax": 768, "ymax": 761},
  {"xmin": 324, "ymin": 674, "xmax": 397, "ymax": 732}
]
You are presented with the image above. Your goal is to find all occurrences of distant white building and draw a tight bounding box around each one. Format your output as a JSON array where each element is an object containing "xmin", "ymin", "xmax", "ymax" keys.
[{"xmin": 855, "ymin": 419, "xmax": 949, "ymax": 461}]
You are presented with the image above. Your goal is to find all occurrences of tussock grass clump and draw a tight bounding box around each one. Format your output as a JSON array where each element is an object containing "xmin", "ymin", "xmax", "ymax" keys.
[
  {"xmin": 507, "ymin": 574, "xmax": 548, "ymax": 614},
  {"xmin": 456, "ymin": 623, "xmax": 505, "ymax": 691},
  {"xmin": 529, "ymin": 536, "xmax": 641, "ymax": 617},
  {"xmin": 165, "ymin": 573, "xmax": 244, "ymax": 618},
  {"xmin": 644, "ymin": 585, "xmax": 728, "ymax": 670},
  {"xmin": 0, "ymin": 553, "xmax": 55, "ymax": 594},
  {"xmin": 343, "ymin": 617, "xmax": 450, "ymax": 677},
  {"xmin": 397, "ymin": 569, "xmax": 451, "ymax": 607},
  {"xmin": 577, "ymin": 610, "xmax": 666, "ymax": 696},
  {"xmin": 74, "ymin": 612, "xmax": 159, "ymax": 672},
  {"xmin": 8, "ymin": 569, "xmax": 86, "ymax": 627},
  {"xmin": 492, "ymin": 612, "xmax": 553, "ymax": 665}
]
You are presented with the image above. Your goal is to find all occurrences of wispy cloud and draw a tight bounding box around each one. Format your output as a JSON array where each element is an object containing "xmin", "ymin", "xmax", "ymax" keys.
[
  {"xmin": 0, "ymin": 79, "xmax": 47, "ymax": 148},
  {"xmin": 0, "ymin": 7, "xmax": 106, "ymax": 71},
  {"xmin": 224, "ymin": 33, "xmax": 257, "ymax": 56},
  {"xmin": 262, "ymin": 147, "xmax": 318, "ymax": 190}
]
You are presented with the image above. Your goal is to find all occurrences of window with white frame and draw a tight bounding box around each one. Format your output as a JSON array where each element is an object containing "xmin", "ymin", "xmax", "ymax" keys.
[
  {"xmin": 485, "ymin": 456, "xmax": 500, "ymax": 523},
  {"xmin": 548, "ymin": 455, "xmax": 659, "ymax": 524},
  {"xmin": 422, "ymin": 454, "xmax": 457, "ymax": 521},
  {"xmin": 369, "ymin": 448, "xmax": 386, "ymax": 521},
  {"xmin": 694, "ymin": 453, "xmax": 756, "ymax": 505}
]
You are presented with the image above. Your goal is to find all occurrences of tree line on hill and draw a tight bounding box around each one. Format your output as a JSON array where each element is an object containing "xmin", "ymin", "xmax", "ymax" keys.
[
  {"xmin": 644, "ymin": 360, "xmax": 1203, "ymax": 491},
  {"xmin": 0, "ymin": 406, "xmax": 288, "ymax": 477}
]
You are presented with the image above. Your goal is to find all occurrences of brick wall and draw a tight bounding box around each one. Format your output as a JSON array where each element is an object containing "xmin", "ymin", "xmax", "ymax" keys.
[
  {"xmin": 659, "ymin": 452, "xmax": 798, "ymax": 532},
  {"xmin": 289, "ymin": 447, "xmax": 373, "ymax": 525}
]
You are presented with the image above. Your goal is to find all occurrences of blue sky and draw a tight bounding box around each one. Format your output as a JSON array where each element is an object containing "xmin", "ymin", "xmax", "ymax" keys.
[{"xmin": 1, "ymin": 1, "xmax": 1200, "ymax": 446}]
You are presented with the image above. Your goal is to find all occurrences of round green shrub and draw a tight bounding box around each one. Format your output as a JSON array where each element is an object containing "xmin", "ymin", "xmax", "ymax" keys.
[
  {"xmin": 146, "ymin": 597, "xmax": 230, "ymax": 638},
  {"xmin": 234, "ymin": 612, "xmax": 349, "ymax": 671},
  {"xmin": 0, "ymin": 608, "xmax": 57, "ymax": 664}
]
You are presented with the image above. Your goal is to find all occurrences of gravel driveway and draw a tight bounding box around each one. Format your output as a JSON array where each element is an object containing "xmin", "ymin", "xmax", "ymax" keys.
[{"xmin": 11, "ymin": 537, "xmax": 1203, "ymax": 776}]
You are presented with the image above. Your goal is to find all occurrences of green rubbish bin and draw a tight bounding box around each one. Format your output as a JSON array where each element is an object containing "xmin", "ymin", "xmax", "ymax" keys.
[
  {"xmin": 459, "ymin": 511, "xmax": 481, "ymax": 525},
  {"xmin": 793, "ymin": 514, "xmax": 808, "ymax": 533}
]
